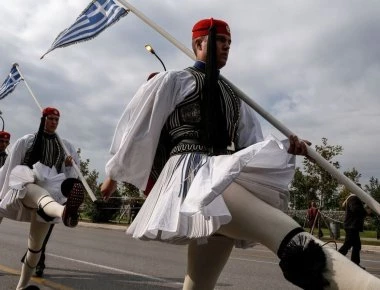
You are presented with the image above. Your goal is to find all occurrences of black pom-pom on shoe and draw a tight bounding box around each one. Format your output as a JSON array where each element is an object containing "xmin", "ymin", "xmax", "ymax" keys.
[
  {"xmin": 278, "ymin": 233, "xmax": 329, "ymax": 289},
  {"xmin": 24, "ymin": 286, "xmax": 40, "ymax": 290}
]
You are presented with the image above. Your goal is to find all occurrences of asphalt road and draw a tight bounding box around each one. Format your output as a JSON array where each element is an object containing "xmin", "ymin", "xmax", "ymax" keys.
[{"xmin": 1, "ymin": 219, "xmax": 380, "ymax": 290}]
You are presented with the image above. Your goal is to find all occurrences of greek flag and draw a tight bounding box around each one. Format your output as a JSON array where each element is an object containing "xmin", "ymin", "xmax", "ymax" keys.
[
  {"xmin": 41, "ymin": 0, "xmax": 128, "ymax": 58},
  {"xmin": 0, "ymin": 64, "xmax": 23, "ymax": 100}
]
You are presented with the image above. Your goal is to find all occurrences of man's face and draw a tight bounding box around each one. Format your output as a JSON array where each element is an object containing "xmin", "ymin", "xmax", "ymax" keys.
[
  {"xmin": 45, "ymin": 114, "xmax": 59, "ymax": 133},
  {"xmin": 0, "ymin": 138, "xmax": 9, "ymax": 152},
  {"xmin": 215, "ymin": 34, "xmax": 231, "ymax": 69},
  {"xmin": 197, "ymin": 33, "xmax": 231, "ymax": 69}
]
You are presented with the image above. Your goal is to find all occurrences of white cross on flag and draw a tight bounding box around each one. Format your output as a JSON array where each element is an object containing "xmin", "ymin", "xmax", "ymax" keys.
[
  {"xmin": 0, "ymin": 64, "xmax": 23, "ymax": 100},
  {"xmin": 41, "ymin": 0, "xmax": 128, "ymax": 59}
]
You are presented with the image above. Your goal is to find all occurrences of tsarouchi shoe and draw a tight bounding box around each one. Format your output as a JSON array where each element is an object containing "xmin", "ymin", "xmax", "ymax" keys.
[{"xmin": 62, "ymin": 181, "xmax": 84, "ymax": 227}]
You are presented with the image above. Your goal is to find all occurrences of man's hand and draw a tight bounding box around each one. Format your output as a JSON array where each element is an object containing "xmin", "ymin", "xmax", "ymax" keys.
[
  {"xmin": 101, "ymin": 178, "xmax": 117, "ymax": 201},
  {"xmin": 288, "ymin": 135, "xmax": 311, "ymax": 156},
  {"xmin": 65, "ymin": 156, "xmax": 73, "ymax": 167},
  {"xmin": 364, "ymin": 204, "xmax": 372, "ymax": 215}
]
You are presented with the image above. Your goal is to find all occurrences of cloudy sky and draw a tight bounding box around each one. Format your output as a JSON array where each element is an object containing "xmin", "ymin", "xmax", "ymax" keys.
[{"xmin": 1, "ymin": 0, "xmax": 379, "ymax": 187}]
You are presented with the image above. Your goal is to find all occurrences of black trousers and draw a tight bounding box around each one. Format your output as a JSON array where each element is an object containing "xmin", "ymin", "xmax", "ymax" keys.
[{"xmin": 338, "ymin": 228, "xmax": 362, "ymax": 265}]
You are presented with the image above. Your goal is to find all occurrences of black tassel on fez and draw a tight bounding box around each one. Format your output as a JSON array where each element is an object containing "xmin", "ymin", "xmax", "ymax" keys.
[{"xmin": 278, "ymin": 231, "xmax": 329, "ymax": 289}]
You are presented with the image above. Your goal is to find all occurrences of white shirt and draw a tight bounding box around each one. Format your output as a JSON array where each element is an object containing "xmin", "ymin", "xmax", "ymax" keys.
[{"xmin": 106, "ymin": 69, "xmax": 263, "ymax": 190}]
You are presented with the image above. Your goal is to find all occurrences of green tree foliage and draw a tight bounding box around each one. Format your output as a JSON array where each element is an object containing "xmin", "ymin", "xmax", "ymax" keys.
[
  {"xmin": 365, "ymin": 178, "xmax": 380, "ymax": 234},
  {"xmin": 289, "ymin": 138, "xmax": 343, "ymax": 210},
  {"xmin": 366, "ymin": 177, "xmax": 380, "ymax": 203},
  {"xmin": 77, "ymin": 148, "xmax": 122, "ymax": 222},
  {"xmin": 338, "ymin": 168, "xmax": 362, "ymax": 207},
  {"xmin": 118, "ymin": 182, "xmax": 140, "ymax": 198},
  {"xmin": 289, "ymin": 168, "xmax": 316, "ymax": 210},
  {"xmin": 289, "ymin": 138, "xmax": 380, "ymax": 213}
]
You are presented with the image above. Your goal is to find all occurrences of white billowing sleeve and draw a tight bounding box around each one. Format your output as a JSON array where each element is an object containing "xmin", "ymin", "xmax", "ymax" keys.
[
  {"xmin": 106, "ymin": 70, "xmax": 196, "ymax": 189},
  {"xmin": 0, "ymin": 135, "xmax": 33, "ymax": 200},
  {"xmin": 237, "ymin": 101, "xmax": 264, "ymax": 148}
]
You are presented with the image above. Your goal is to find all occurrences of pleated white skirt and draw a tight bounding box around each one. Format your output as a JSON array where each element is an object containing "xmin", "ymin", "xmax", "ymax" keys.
[
  {"xmin": 127, "ymin": 135, "xmax": 295, "ymax": 246},
  {"xmin": 0, "ymin": 162, "xmax": 67, "ymax": 223}
]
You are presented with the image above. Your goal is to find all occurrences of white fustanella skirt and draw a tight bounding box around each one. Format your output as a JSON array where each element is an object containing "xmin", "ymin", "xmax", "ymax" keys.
[{"xmin": 127, "ymin": 135, "xmax": 295, "ymax": 247}]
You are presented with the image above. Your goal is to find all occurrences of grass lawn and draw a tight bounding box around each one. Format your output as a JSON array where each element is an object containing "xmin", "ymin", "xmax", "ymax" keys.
[{"xmin": 306, "ymin": 228, "xmax": 380, "ymax": 246}]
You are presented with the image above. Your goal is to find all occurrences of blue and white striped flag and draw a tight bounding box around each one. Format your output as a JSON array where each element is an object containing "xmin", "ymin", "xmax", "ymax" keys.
[
  {"xmin": 41, "ymin": 0, "xmax": 128, "ymax": 59},
  {"xmin": 0, "ymin": 64, "xmax": 23, "ymax": 100}
]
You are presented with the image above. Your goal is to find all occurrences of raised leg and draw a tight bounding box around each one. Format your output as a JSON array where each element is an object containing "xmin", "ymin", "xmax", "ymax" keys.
[{"xmin": 217, "ymin": 182, "xmax": 380, "ymax": 289}]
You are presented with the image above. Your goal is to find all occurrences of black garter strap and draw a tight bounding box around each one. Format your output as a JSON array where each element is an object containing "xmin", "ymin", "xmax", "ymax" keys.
[
  {"xmin": 37, "ymin": 197, "xmax": 55, "ymax": 222},
  {"xmin": 28, "ymin": 247, "xmax": 42, "ymax": 254},
  {"xmin": 277, "ymin": 227, "xmax": 304, "ymax": 258},
  {"xmin": 23, "ymin": 248, "xmax": 43, "ymax": 268}
]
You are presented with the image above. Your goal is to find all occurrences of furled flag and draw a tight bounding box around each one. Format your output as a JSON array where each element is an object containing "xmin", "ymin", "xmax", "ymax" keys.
[
  {"xmin": 41, "ymin": 0, "xmax": 128, "ymax": 59},
  {"xmin": 0, "ymin": 64, "xmax": 23, "ymax": 100}
]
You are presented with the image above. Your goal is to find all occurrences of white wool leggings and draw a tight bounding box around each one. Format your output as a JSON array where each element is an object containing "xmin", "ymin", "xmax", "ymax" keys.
[
  {"xmin": 17, "ymin": 183, "xmax": 63, "ymax": 290},
  {"xmin": 22, "ymin": 183, "xmax": 64, "ymax": 218},
  {"xmin": 16, "ymin": 212, "xmax": 52, "ymax": 289},
  {"xmin": 183, "ymin": 182, "xmax": 380, "ymax": 290},
  {"xmin": 183, "ymin": 182, "xmax": 298, "ymax": 290}
]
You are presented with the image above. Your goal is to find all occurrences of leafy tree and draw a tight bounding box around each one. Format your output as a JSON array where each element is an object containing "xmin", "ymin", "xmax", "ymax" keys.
[
  {"xmin": 78, "ymin": 148, "xmax": 101, "ymax": 204},
  {"xmin": 338, "ymin": 168, "xmax": 362, "ymax": 207},
  {"xmin": 77, "ymin": 148, "xmax": 122, "ymax": 222},
  {"xmin": 289, "ymin": 138, "xmax": 343, "ymax": 210},
  {"xmin": 117, "ymin": 182, "xmax": 144, "ymax": 223},
  {"xmin": 343, "ymin": 167, "xmax": 362, "ymax": 184},
  {"xmin": 289, "ymin": 168, "xmax": 318, "ymax": 209},
  {"xmin": 366, "ymin": 177, "xmax": 380, "ymax": 203},
  {"xmin": 365, "ymin": 177, "xmax": 380, "ymax": 235},
  {"xmin": 118, "ymin": 182, "xmax": 141, "ymax": 198}
]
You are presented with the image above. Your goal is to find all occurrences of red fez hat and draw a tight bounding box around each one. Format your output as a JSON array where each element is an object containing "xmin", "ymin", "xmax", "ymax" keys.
[
  {"xmin": 0, "ymin": 131, "xmax": 10, "ymax": 140},
  {"xmin": 192, "ymin": 18, "xmax": 231, "ymax": 39},
  {"xmin": 147, "ymin": 72, "xmax": 159, "ymax": 81},
  {"xmin": 42, "ymin": 107, "xmax": 60, "ymax": 117}
]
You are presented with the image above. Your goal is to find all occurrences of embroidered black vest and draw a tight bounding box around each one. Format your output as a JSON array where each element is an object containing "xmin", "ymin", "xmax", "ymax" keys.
[
  {"xmin": 165, "ymin": 66, "xmax": 240, "ymax": 156},
  {"xmin": 23, "ymin": 132, "xmax": 65, "ymax": 172}
]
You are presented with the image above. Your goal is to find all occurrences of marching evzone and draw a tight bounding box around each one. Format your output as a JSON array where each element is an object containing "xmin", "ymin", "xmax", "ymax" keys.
[
  {"xmin": 101, "ymin": 18, "xmax": 380, "ymax": 290},
  {"xmin": 0, "ymin": 107, "xmax": 84, "ymax": 290}
]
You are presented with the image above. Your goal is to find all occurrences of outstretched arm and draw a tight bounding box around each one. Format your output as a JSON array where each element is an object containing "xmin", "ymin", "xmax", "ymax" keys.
[{"xmin": 100, "ymin": 177, "xmax": 117, "ymax": 201}]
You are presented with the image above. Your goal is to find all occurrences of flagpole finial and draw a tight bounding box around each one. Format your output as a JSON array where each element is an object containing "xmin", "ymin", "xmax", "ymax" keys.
[{"xmin": 12, "ymin": 63, "xmax": 19, "ymax": 67}]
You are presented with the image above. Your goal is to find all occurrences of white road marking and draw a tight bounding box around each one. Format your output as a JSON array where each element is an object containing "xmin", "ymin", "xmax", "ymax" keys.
[{"xmin": 48, "ymin": 253, "xmax": 183, "ymax": 286}]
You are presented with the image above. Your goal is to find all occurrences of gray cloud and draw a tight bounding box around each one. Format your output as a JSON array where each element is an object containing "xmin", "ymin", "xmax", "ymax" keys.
[{"xmin": 1, "ymin": 0, "xmax": 379, "ymax": 186}]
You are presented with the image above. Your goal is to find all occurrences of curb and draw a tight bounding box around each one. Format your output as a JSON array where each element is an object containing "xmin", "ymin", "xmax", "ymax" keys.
[{"xmin": 78, "ymin": 221, "xmax": 128, "ymax": 231}]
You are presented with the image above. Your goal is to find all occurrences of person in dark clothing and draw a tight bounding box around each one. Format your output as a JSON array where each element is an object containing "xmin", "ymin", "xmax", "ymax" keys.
[
  {"xmin": 338, "ymin": 183, "xmax": 371, "ymax": 268},
  {"xmin": 307, "ymin": 201, "xmax": 323, "ymax": 238}
]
